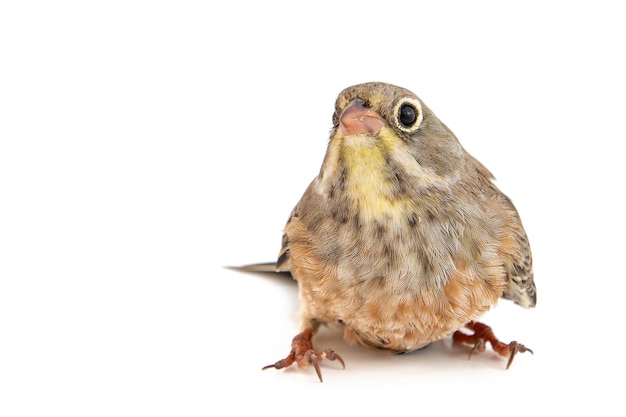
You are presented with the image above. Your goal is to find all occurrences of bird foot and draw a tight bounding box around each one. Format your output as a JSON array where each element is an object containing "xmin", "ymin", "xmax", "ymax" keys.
[
  {"xmin": 262, "ymin": 327, "xmax": 345, "ymax": 382},
  {"xmin": 452, "ymin": 321, "xmax": 533, "ymax": 369}
]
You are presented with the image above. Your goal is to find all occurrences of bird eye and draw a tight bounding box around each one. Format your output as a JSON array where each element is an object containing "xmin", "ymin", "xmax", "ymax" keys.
[
  {"xmin": 393, "ymin": 98, "xmax": 423, "ymax": 132},
  {"xmin": 399, "ymin": 104, "xmax": 417, "ymax": 127}
]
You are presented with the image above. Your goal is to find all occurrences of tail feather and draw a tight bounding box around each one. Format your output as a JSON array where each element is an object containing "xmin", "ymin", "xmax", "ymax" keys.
[{"xmin": 227, "ymin": 262, "xmax": 282, "ymax": 273}]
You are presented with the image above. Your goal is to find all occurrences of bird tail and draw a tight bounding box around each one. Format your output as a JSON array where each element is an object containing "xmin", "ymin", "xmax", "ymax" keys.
[{"xmin": 227, "ymin": 262, "xmax": 281, "ymax": 273}]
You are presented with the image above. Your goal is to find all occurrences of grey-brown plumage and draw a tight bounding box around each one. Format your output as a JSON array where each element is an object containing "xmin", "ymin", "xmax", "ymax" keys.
[{"xmin": 254, "ymin": 82, "xmax": 535, "ymax": 379}]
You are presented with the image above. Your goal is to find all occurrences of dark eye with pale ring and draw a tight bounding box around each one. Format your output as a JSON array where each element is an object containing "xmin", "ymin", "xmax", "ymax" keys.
[{"xmin": 399, "ymin": 103, "xmax": 417, "ymax": 127}]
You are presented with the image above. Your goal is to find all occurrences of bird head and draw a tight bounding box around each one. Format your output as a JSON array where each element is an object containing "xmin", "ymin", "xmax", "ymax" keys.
[{"xmin": 325, "ymin": 82, "xmax": 467, "ymax": 189}]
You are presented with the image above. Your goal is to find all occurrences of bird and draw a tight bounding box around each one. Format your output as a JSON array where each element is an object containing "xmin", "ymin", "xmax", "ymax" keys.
[{"xmin": 240, "ymin": 82, "xmax": 536, "ymax": 382}]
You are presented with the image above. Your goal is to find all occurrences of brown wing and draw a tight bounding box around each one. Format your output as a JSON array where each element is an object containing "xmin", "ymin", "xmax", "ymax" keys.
[
  {"xmin": 467, "ymin": 154, "xmax": 536, "ymax": 308},
  {"xmin": 499, "ymin": 193, "xmax": 537, "ymax": 308},
  {"xmin": 276, "ymin": 207, "xmax": 297, "ymax": 273}
]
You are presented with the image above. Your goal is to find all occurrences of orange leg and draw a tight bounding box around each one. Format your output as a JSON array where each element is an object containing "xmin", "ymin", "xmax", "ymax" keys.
[
  {"xmin": 453, "ymin": 321, "xmax": 533, "ymax": 369},
  {"xmin": 262, "ymin": 327, "xmax": 345, "ymax": 382}
]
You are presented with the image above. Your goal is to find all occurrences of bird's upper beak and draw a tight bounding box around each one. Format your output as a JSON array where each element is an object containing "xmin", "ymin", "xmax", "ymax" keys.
[{"xmin": 339, "ymin": 99, "xmax": 384, "ymax": 136}]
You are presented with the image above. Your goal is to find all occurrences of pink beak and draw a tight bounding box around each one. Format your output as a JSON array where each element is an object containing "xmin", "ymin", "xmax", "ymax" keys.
[{"xmin": 339, "ymin": 99, "xmax": 384, "ymax": 136}]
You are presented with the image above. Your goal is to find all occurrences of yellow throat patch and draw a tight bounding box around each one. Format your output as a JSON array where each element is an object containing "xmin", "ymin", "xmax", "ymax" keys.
[{"xmin": 340, "ymin": 127, "xmax": 412, "ymax": 220}]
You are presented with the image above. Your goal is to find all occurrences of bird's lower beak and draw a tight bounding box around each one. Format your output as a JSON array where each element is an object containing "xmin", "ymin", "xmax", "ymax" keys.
[{"xmin": 339, "ymin": 99, "xmax": 384, "ymax": 136}]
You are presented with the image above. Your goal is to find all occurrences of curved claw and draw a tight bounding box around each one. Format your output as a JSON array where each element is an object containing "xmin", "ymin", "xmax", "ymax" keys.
[
  {"xmin": 468, "ymin": 338, "xmax": 486, "ymax": 359},
  {"xmin": 261, "ymin": 362, "xmax": 282, "ymax": 371},
  {"xmin": 262, "ymin": 351, "xmax": 296, "ymax": 371},
  {"xmin": 308, "ymin": 351, "xmax": 323, "ymax": 382},
  {"xmin": 506, "ymin": 341, "xmax": 534, "ymax": 370},
  {"xmin": 309, "ymin": 349, "xmax": 346, "ymax": 382},
  {"xmin": 326, "ymin": 350, "xmax": 346, "ymax": 370}
]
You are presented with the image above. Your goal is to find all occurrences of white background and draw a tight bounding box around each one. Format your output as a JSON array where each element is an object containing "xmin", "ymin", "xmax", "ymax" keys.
[{"xmin": 1, "ymin": 1, "xmax": 624, "ymax": 415}]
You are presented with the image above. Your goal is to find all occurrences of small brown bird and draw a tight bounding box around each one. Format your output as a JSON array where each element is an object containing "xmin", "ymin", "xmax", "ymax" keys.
[{"xmin": 245, "ymin": 82, "xmax": 536, "ymax": 382}]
